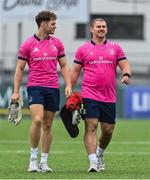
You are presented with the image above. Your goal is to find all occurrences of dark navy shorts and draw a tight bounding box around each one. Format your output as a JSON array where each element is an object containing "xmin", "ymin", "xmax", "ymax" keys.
[
  {"xmin": 82, "ymin": 98, "xmax": 116, "ymax": 124},
  {"xmin": 27, "ymin": 86, "xmax": 60, "ymax": 112}
]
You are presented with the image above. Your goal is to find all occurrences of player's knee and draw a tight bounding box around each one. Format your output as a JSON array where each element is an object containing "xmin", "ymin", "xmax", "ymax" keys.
[
  {"xmin": 85, "ymin": 119, "xmax": 98, "ymax": 133},
  {"xmin": 42, "ymin": 119, "xmax": 52, "ymax": 131},
  {"xmin": 85, "ymin": 125, "xmax": 97, "ymax": 135},
  {"xmin": 43, "ymin": 123, "xmax": 51, "ymax": 132},
  {"xmin": 33, "ymin": 117, "xmax": 42, "ymax": 127},
  {"xmin": 103, "ymin": 126, "xmax": 114, "ymax": 137}
]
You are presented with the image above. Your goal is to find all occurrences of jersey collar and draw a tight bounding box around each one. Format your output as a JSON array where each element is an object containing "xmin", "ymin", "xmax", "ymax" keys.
[
  {"xmin": 91, "ymin": 39, "xmax": 107, "ymax": 45},
  {"xmin": 34, "ymin": 34, "xmax": 50, "ymax": 41}
]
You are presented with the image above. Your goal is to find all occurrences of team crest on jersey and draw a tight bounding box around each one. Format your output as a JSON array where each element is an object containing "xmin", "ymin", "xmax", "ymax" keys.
[
  {"xmin": 51, "ymin": 45, "xmax": 57, "ymax": 51},
  {"xmin": 109, "ymin": 49, "xmax": 114, "ymax": 55}
]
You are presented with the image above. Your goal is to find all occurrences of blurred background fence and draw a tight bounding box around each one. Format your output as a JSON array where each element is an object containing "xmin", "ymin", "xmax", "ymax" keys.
[{"xmin": 0, "ymin": 0, "xmax": 150, "ymax": 119}]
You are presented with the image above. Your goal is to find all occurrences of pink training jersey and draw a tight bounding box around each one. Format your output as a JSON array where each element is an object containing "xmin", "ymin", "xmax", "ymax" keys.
[
  {"xmin": 74, "ymin": 40, "xmax": 127, "ymax": 103},
  {"xmin": 18, "ymin": 34, "xmax": 65, "ymax": 88}
]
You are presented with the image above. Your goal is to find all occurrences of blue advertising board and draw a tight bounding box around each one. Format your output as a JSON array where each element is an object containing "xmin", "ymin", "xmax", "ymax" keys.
[{"xmin": 124, "ymin": 86, "xmax": 150, "ymax": 118}]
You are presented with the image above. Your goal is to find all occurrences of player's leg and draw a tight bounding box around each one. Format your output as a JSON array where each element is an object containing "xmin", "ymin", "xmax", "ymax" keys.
[
  {"xmin": 28, "ymin": 104, "xmax": 44, "ymax": 172},
  {"xmin": 83, "ymin": 98, "xmax": 100, "ymax": 172},
  {"xmin": 39, "ymin": 110, "xmax": 55, "ymax": 172},
  {"xmin": 41, "ymin": 111, "xmax": 55, "ymax": 153},
  {"xmin": 99, "ymin": 122, "xmax": 115, "ymax": 149},
  {"xmin": 96, "ymin": 102, "xmax": 116, "ymax": 171},
  {"xmin": 30, "ymin": 104, "xmax": 44, "ymax": 148},
  {"xmin": 39, "ymin": 87, "xmax": 60, "ymax": 172},
  {"xmin": 27, "ymin": 86, "xmax": 45, "ymax": 172},
  {"xmin": 84, "ymin": 118, "xmax": 99, "ymax": 172},
  {"xmin": 97, "ymin": 122, "xmax": 115, "ymax": 171}
]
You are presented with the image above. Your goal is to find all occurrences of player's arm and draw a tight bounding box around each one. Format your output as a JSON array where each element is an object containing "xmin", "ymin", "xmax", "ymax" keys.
[
  {"xmin": 58, "ymin": 56, "xmax": 72, "ymax": 97},
  {"xmin": 71, "ymin": 63, "xmax": 82, "ymax": 87},
  {"xmin": 11, "ymin": 59, "xmax": 26, "ymax": 102},
  {"xmin": 118, "ymin": 59, "xmax": 131, "ymax": 85}
]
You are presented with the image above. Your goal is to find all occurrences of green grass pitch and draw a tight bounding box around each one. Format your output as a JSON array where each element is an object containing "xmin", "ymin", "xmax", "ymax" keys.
[{"xmin": 0, "ymin": 118, "xmax": 150, "ymax": 179}]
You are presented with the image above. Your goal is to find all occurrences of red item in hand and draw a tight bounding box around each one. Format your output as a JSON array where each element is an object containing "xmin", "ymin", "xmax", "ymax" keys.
[{"xmin": 66, "ymin": 92, "xmax": 82, "ymax": 111}]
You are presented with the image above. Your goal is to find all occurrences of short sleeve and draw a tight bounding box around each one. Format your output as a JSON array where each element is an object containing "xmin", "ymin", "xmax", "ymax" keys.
[
  {"xmin": 74, "ymin": 46, "xmax": 83, "ymax": 65},
  {"xmin": 116, "ymin": 44, "xmax": 126, "ymax": 61},
  {"xmin": 18, "ymin": 40, "xmax": 30, "ymax": 61},
  {"xmin": 57, "ymin": 39, "xmax": 65, "ymax": 58}
]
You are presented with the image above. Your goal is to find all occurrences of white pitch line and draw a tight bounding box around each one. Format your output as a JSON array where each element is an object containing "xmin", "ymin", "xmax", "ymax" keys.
[
  {"xmin": 0, "ymin": 140, "xmax": 28, "ymax": 144},
  {"xmin": 0, "ymin": 140, "xmax": 150, "ymax": 145},
  {"xmin": 110, "ymin": 141, "xmax": 150, "ymax": 145},
  {"xmin": 0, "ymin": 150, "xmax": 150, "ymax": 155},
  {"xmin": 56, "ymin": 141, "xmax": 150, "ymax": 145}
]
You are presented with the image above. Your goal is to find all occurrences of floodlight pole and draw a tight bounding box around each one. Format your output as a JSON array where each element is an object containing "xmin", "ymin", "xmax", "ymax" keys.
[
  {"xmin": 17, "ymin": 22, "xmax": 22, "ymax": 50},
  {"xmin": 85, "ymin": 0, "xmax": 91, "ymax": 40}
]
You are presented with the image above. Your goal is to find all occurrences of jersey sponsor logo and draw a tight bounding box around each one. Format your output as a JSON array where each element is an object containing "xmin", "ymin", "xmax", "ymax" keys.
[
  {"xmin": 33, "ymin": 57, "xmax": 57, "ymax": 61},
  {"xmin": 89, "ymin": 59, "xmax": 113, "ymax": 64}
]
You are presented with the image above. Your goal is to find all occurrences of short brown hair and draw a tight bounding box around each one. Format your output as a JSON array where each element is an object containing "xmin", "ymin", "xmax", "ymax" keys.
[
  {"xmin": 89, "ymin": 18, "xmax": 106, "ymax": 27},
  {"xmin": 35, "ymin": 10, "xmax": 57, "ymax": 27}
]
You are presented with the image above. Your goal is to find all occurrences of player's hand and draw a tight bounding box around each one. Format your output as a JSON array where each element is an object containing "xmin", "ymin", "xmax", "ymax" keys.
[
  {"xmin": 11, "ymin": 93, "xmax": 20, "ymax": 103},
  {"xmin": 121, "ymin": 76, "xmax": 130, "ymax": 85},
  {"xmin": 65, "ymin": 86, "xmax": 72, "ymax": 98}
]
